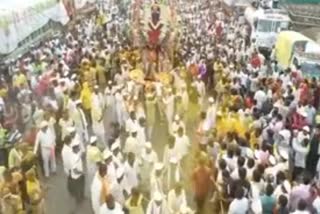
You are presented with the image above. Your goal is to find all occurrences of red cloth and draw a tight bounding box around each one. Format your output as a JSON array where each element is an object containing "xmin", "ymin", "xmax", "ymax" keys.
[
  {"xmin": 148, "ymin": 23, "xmax": 162, "ymax": 46},
  {"xmin": 189, "ymin": 64, "xmax": 199, "ymax": 76},
  {"xmin": 192, "ymin": 166, "xmax": 212, "ymax": 198},
  {"xmin": 245, "ymin": 96, "xmax": 253, "ymax": 108},
  {"xmin": 291, "ymin": 112, "xmax": 308, "ymax": 130},
  {"xmin": 250, "ymin": 55, "xmax": 261, "ymax": 69},
  {"xmin": 299, "ymin": 83, "xmax": 309, "ymax": 104},
  {"xmin": 215, "ymin": 23, "xmax": 223, "ymax": 38},
  {"xmin": 23, "ymin": 128, "xmax": 37, "ymax": 145}
]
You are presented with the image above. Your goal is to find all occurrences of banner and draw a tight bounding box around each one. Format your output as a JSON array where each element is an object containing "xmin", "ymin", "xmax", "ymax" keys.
[
  {"xmin": 74, "ymin": 0, "xmax": 96, "ymax": 9},
  {"xmin": 0, "ymin": 0, "xmax": 70, "ymax": 54}
]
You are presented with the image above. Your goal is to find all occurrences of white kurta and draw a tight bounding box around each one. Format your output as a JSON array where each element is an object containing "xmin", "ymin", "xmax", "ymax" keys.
[
  {"xmin": 124, "ymin": 136, "xmax": 140, "ymax": 156},
  {"xmin": 150, "ymin": 173, "xmax": 165, "ymax": 197},
  {"xmin": 174, "ymin": 135, "xmax": 190, "ymax": 161},
  {"xmin": 110, "ymin": 177, "xmax": 130, "ymax": 205},
  {"xmin": 106, "ymin": 161, "xmax": 117, "ymax": 184},
  {"xmin": 136, "ymin": 125, "xmax": 146, "ymax": 150},
  {"xmin": 166, "ymin": 163, "xmax": 182, "ymax": 190},
  {"xmin": 204, "ymin": 104, "xmax": 217, "ymax": 131},
  {"xmin": 99, "ymin": 202, "xmax": 124, "ymax": 214},
  {"xmin": 72, "ymin": 107, "xmax": 89, "ymax": 143},
  {"xmin": 91, "ymin": 93, "xmax": 105, "ymax": 144},
  {"xmin": 59, "ymin": 118, "xmax": 74, "ymax": 141},
  {"xmin": 167, "ymin": 190, "xmax": 187, "ymax": 214},
  {"xmin": 146, "ymin": 200, "xmax": 169, "ymax": 214},
  {"xmin": 91, "ymin": 174, "xmax": 103, "ymax": 214},
  {"xmin": 193, "ymin": 80, "xmax": 205, "ymax": 107},
  {"xmin": 163, "ymin": 95, "xmax": 175, "ymax": 125},
  {"xmin": 123, "ymin": 161, "xmax": 139, "ymax": 192}
]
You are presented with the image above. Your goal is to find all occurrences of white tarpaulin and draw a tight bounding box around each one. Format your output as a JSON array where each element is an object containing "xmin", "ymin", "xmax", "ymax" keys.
[
  {"xmin": 0, "ymin": 0, "xmax": 69, "ymax": 54},
  {"xmin": 224, "ymin": 0, "xmax": 251, "ymax": 7},
  {"xmin": 74, "ymin": 0, "xmax": 96, "ymax": 9}
]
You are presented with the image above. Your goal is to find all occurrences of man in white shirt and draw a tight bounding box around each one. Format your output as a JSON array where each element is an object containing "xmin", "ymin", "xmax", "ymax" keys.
[
  {"xmin": 124, "ymin": 127, "xmax": 140, "ymax": 156},
  {"xmin": 146, "ymin": 191, "xmax": 169, "ymax": 214},
  {"xmin": 99, "ymin": 194, "xmax": 124, "ymax": 214},
  {"xmin": 103, "ymin": 149, "xmax": 117, "ymax": 184},
  {"xmin": 61, "ymin": 134, "xmax": 73, "ymax": 176},
  {"xmin": 166, "ymin": 157, "xmax": 182, "ymax": 191},
  {"xmin": 123, "ymin": 152, "xmax": 140, "ymax": 193},
  {"xmin": 86, "ymin": 136, "xmax": 102, "ymax": 189},
  {"xmin": 69, "ymin": 140, "xmax": 85, "ymax": 206},
  {"xmin": 91, "ymin": 85, "xmax": 106, "ymax": 145},
  {"xmin": 150, "ymin": 162, "xmax": 165, "ymax": 198},
  {"xmin": 228, "ymin": 187, "xmax": 249, "ymax": 214},
  {"xmin": 167, "ymin": 183, "xmax": 187, "ymax": 214},
  {"xmin": 110, "ymin": 167, "xmax": 130, "ymax": 205},
  {"xmin": 34, "ymin": 121, "xmax": 56, "ymax": 178},
  {"xmin": 110, "ymin": 140, "xmax": 123, "ymax": 168},
  {"xmin": 125, "ymin": 111, "xmax": 138, "ymax": 133},
  {"xmin": 192, "ymin": 76, "xmax": 206, "ymax": 108},
  {"xmin": 204, "ymin": 97, "xmax": 217, "ymax": 131},
  {"xmin": 254, "ymin": 87, "xmax": 267, "ymax": 110},
  {"xmin": 170, "ymin": 114, "xmax": 186, "ymax": 136},
  {"xmin": 91, "ymin": 164, "xmax": 109, "ymax": 214},
  {"xmin": 61, "ymin": 134, "xmax": 73, "ymax": 197},
  {"xmin": 174, "ymin": 127, "xmax": 190, "ymax": 163},
  {"xmin": 72, "ymin": 100, "xmax": 89, "ymax": 144}
]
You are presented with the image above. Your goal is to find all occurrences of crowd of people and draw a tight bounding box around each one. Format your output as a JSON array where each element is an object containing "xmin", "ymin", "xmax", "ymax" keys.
[{"xmin": 0, "ymin": 0, "xmax": 320, "ymax": 213}]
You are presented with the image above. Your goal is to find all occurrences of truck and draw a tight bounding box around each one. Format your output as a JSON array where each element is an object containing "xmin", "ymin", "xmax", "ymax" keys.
[
  {"xmin": 275, "ymin": 31, "xmax": 320, "ymax": 78},
  {"xmin": 244, "ymin": 5, "xmax": 291, "ymax": 56}
]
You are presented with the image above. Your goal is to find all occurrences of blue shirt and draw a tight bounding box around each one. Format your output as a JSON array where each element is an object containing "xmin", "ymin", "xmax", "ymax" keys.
[{"xmin": 260, "ymin": 195, "xmax": 276, "ymax": 214}]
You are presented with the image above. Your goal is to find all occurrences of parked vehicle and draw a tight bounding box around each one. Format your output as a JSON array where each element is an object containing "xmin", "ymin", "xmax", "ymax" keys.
[
  {"xmin": 245, "ymin": 4, "xmax": 291, "ymax": 56},
  {"xmin": 275, "ymin": 30, "xmax": 320, "ymax": 78}
]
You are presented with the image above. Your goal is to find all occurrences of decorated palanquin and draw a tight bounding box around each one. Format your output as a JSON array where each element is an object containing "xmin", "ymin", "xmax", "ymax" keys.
[{"xmin": 139, "ymin": 1, "xmax": 171, "ymax": 47}]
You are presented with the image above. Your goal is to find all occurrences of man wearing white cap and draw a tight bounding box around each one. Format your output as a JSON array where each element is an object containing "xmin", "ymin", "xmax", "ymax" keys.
[
  {"xmin": 59, "ymin": 111, "xmax": 75, "ymax": 143},
  {"xmin": 124, "ymin": 127, "xmax": 140, "ymax": 156},
  {"xmin": 136, "ymin": 117, "xmax": 147, "ymax": 145},
  {"xmin": 275, "ymin": 129, "xmax": 291, "ymax": 161},
  {"xmin": 191, "ymin": 75, "xmax": 206, "ymax": 109},
  {"xmin": 167, "ymin": 183, "xmax": 187, "ymax": 214},
  {"xmin": 140, "ymin": 142, "xmax": 158, "ymax": 191},
  {"xmin": 292, "ymin": 136, "xmax": 309, "ymax": 180},
  {"xmin": 91, "ymin": 85, "xmax": 106, "ymax": 145},
  {"xmin": 297, "ymin": 126, "xmax": 310, "ymax": 144},
  {"xmin": 72, "ymin": 100, "xmax": 89, "ymax": 144},
  {"xmin": 114, "ymin": 86, "xmax": 126, "ymax": 128},
  {"xmin": 61, "ymin": 135, "xmax": 73, "ymax": 177},
  {"xmin": 99, "ymin": 194, "xmax": 124, "ymax": 214},
  {"xmin": 146, "ymin": 191, "xmax": 169, "ymax": 214},
  {"xmin": 104, "ymin": 81, "xmax": 115, "ymax": 120},
  {"xmin": 110, "ymin": 167, "xmax": 130, "ymax": 205},
  {"xmin": 170, "ymin": 114, "xmax": 186, "ymax": 136},
  {"xmin": 34, "ymin": 121, "xmax": 57, "ymax": 178},
  {"xmin": 274, "ymin": 149, "xmax": 289, "ymax": 174},
  {"xmin": 174, "ymin": 127, "xmax": 190, "ymax": 163},
  {"xmin": 162, "ymin": 88, "xmax": 175, "ymax": 126},
  {"xmin": 123, "ymin": 152, "xmax": 140, "ymax": 193},
  {"xmin": 166, "ymin": 156, "xmax": 182, "ymax": 191},
  {"xmin": 125, "ymin": 111, "xmax": 138, "ymax": 134},
  {"xmin": 110, "ymin": 139, "xmax": 123, "ymax": 168},
  {"xmin": 179, "ymin": 204, "xmax": 195, "ymax": 214},
  {"xmin": 86, "ymin": 136, "xmax": 103, "ymax": 189},
  {"xmin": 204, "ymin": 97, "xmax": 217, "ymax": 131},
  {"xmin": 91, "ymin": 164, "xmax": 110, "ymax": 214},
  {"xmin": 150, "ymin": 162, "xmax": 165, "ymax": 197},
  {"xmin": 264, "ymin": 155, "xmax": 278, "ymax": 177},
  {"xmin": 142, "ymin": 142, "xmax": 158, "ymax": 166},
  {"xmin": 69, "ymin": 140, "xmax": 85, "ymax": 208},
  {"xmin": 103, "ymin": 149, "xmax": 117, "ymax": 184}
]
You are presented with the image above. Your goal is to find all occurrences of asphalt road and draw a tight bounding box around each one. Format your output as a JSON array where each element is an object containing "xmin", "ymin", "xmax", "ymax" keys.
[{"xmin": 43, "ymin": 101, "xmax": 216, "ymax": 214}]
